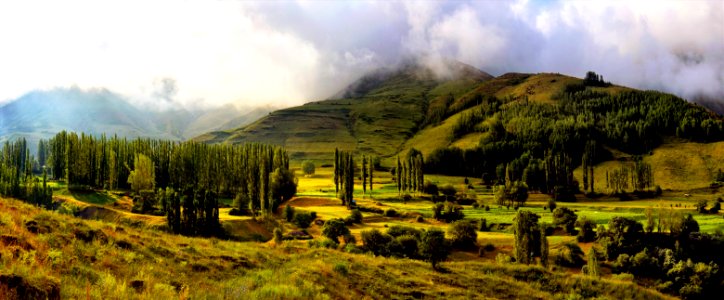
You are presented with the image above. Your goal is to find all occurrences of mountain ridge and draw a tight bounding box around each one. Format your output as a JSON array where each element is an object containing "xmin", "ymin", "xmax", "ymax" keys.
[{"xmin": 0, "ymin": 87, "xmax": 272, "ymax": 149}]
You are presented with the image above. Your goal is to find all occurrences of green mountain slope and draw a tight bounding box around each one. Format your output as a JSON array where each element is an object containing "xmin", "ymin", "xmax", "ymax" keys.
[
  {"xmin": 198, "ymin": 61, "xmax": 723, "ymax": 189},
  {"xmin": 196, "ymin": 59, "xmax": 492, "ymax": 160}
]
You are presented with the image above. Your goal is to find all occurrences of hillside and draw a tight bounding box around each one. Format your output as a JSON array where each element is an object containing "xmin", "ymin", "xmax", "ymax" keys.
[
  {"xmin": 199, "ymin": 63, "xmax": 723, "ymax": 190},
  {"xmin": 196, "ymin": 59, "xmax": 493, "ymax": 161},
  {"xmin": 0, "ymin": 196, "xmax": 672, "ymax": 299},
  {"xmin": 0, "ymin": 87, "xmax": 270, "ymax": 149}
]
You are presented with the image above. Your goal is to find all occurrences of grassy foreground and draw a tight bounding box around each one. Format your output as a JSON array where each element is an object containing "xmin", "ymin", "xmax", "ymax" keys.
[{"xmin": 0, "ymin": 196, "xmax": 673, "ymax": 299}]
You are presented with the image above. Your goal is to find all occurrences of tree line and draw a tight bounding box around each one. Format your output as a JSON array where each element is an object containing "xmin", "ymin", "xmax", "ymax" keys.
[
  {"xmin": 7, "ymin": 130, "xmax": 297, "ymax": 237},
  {"xmin": 334, "ymin": 148, "xmax": 377, "ymax": 207},
  {"xmin": 0, "ymin": 138, "xmax": 53, "ymax": 208},
  {"xmin": 396, "ymin": 149, "xmax": 424, "ymax": 195}
]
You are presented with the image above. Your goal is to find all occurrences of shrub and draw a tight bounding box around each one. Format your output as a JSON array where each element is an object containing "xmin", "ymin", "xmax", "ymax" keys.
[
  {"xmin": 273, "ymin": 228, "xmax": 283, "ymax": 245},
  {"xmin": 419, "ymin": 228, "xmax": 450, "ymax": 269},
  {"xmin": 384, "ymin": 209, "xmax": 398, "ymax": 217},
  {"xmin": 576, "ymin": 217, "xmax": 596, "ymax": 242},
  {"xmin": 333, "ymin": 263, "xmax": 348, "ymax": 276},
  {"xmin": 342, "ymin": 234, "xmax": 356, "ymax": 245},
  {"xmin": 709, "ymin": 201, "xmax": 720, "ymax": 214},
  {"xmin": 552, "ymin": 207, "xmax": 578, "ymax": 234},
  {"xmin": 485, "ymin": 205, "xmax": 490, "ymax": 211},
  {"xmin": 322, "ymin": 218, "xmax": 350, "ymax": 243},
  {"xmin": 554, "ymin": 242, "xmax": 585, "ymax": 267},
  {"xmin": 284, "ymin": 205, "xmax": 295, "ymax": 222},
  {"xmin": 495, "ymin": 253, "xmax": 513, "ymax": 264},
  {"xmin": 396, "ymin": 235, "xmax": 419, "ymax": 258},
  {"xmin": 320, "ymin": 239, "xmax": 339, "ymax": 249},
  {"xmin": 695, "ymin": 200, "xmax": 708, "ymax": 213},
  {"xmin": 484, "ymin": 243, "xmax": 495, "ymax": 251},
  {"xmin": 416, "ymin": 215, "xmax": 424, "ymax": 222},
  {"xmin": 547, "ymin": 198, "xmax": 557, "ymax": 212},
  {"xmin": 293, "ymin": 212, "xmax": 316, "ymax": 229},
  {"xmin": 423, "ymin": 181, "xmax": 439, "ymax": 196},
  {"xmin": 360, "ymin": 229, "xmax": 397, "ymax": 257},
  {"xmin": 302, "ymin": 161, "xmax": 315, "ymax": 175},
  {"xmin": 439, "ymin": 184, "xmax": 457, "ymax": 198},
  {"xmin": 232, "ymin": 193, "xmax": 250, "ymax": 215},
  {"xmin": 448, "ymin": 220, "xmax": 477, "ymax": 249},
  {"xmin": 478, "ymin": 218, "xmax": 488, "ymax": 232},
  {"xmin": 348, "ymin": 209, "xmax": 362, "ymax": 224},
  {"xmin": 433, "ymin": 201, "xmax": 464, "ymax": 223},
  {"xmin": 386, "ymin": 225, "xmax": 421, "ymax": 239}
]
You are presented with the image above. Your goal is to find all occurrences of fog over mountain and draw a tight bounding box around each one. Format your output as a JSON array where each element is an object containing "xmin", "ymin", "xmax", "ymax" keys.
[
  {"xmin": 0, "ymin": 0, "xmax": 721, "ymax": 110},
  {"xmin": 0, "ymin": 87, "xmax": 272, "ymax": 150}
]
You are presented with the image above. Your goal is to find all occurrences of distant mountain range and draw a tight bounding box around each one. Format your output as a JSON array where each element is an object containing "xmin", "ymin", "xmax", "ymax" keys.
[{"xmin": 0, "ymin": 87, "xmax": 271, "ymax": 149}]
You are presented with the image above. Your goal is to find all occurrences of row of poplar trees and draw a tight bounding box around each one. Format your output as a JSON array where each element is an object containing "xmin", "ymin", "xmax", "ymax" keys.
[
  {"xmin": 0, "ymin": 138, "xmax": 53, "ymax": 208},
  {"xmin": 43, "ymin": 131, "xmax": 294, "ymax": 236},
  {"xmin": 396, "ymin": 149, "xmax": 424, "ymax": 194},
  {"xmin": 333, "ymin": 148, "xmax": 375, "ymax": 208}
]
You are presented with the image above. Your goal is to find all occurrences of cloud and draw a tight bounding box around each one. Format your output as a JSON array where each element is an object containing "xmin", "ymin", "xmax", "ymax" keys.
[{"xmin": 0, "ymin": 0, "xmax": 721, "ymax": 110}]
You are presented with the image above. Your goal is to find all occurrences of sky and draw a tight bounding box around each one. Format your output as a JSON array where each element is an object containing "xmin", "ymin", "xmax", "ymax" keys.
[{"xmin": 0, "ymin": 0, "xmax": 722, "ymax": 110}]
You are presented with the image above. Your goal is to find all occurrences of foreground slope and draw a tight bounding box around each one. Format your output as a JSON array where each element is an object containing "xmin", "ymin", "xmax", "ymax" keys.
[{"xmin": 0, "ymin": 197, "xmax": 671, "ymax": 299}]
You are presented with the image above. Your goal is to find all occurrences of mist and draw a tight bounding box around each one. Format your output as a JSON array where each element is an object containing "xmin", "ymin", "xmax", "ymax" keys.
[{"xmin": 0, "ymin": 0, "xmax": 721, "ymax": 110}]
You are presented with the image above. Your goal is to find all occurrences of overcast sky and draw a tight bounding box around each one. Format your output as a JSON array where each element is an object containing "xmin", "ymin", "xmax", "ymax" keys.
[{"xmin": 0, "ymin": 0, "xmax": 721, "ymax": 109}]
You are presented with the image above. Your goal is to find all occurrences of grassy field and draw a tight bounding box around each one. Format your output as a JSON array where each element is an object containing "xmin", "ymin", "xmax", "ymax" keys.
[
  {"xmin": 291, "ymin": 167, "xmax": 724, "ymax": 247},
  {"xmin": 9, "ymin": 164, "xmax": 719, "ymax": 298},
  {"xmin": 0, "ymin": 196, "xmax": 674, "ymax": 299}
]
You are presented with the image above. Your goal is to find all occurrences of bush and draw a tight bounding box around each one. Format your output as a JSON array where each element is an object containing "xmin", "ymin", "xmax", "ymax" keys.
[
  {"xmin": 416, "ymin": 215, "xmax": 424, "ymax": 222},
  {"xmin": 322, "ymin": 218, "xmax": 350, "ymax": 243},
  {"xmin": 284, "ymin": 205, "xmax": 295, "ymax": 222},
  {"xmin": 547, "ymin": 198, "xmax": 557, "ymax": 212},
  {"xmin": 333, "ymin": 263, "xmax": 348, "ymax": 276},
  {"xmin": 484, "ymin": 243, "xmax": 495, "ymax": 251},
  {"xmin": 396, "ymin": 235, "xmax": 419, "ymax": 258},
  {"xmin": 348, "ymin": 209, "xmax": 363, "ymax": 224},
  {"xmin": 419, "ymin": 228, "xmax": 450, "ymax": 269},
  {"xmin": 307, "ymin": 239, "xmax": 339, "ymax": 249},
  {"xmin": 448, "ymin": 220, "xmax": 477, "ymax": 249},
  {"xmin": 554, "ymin": 242, "xmax": 585, "ymax": 267},
  {"xmin": 386, "ymin": 225, "xmax": 421, "ymax": 239},
  {"xmin": 552, "ymin": 207, "xmax": 578, "ymax": 234},
  {"xmin": 342, "ymin": 234, "xmax": 356, "ymax": 245},
  {"xmin": 433, "ymin": 201, "xmax": 464, "ymax": 223},
  {"xmin": 709, "ymin": 201, "xmax": 721, "ymax": 214},
  {"xmin": 273, "ymin": 228, "xmax": 283, "ymax": 245},
  {"xmin": 293, "ymin": 212, "xmax": 316, "ymax": 229},
  {"xmin": 231, "ymin": 193, "xmax": 250, "ymax": 214},
  {"xmin": 361, "ymin": 229, "xmax": 397, "ymax": 257},
  {"xmin": 384, "ymin": 209, "xmax": 398, "ymax": 217},
  {"xmin": 423, "ymin": 181, "xmax": 439, "ymax": 196},
  {"xmin": 576, "ymin": 217, "xmax": 596, "ymax": 242},
  {"xmin": 439, "ymin": 184, "xmax": 457, "ymax": 198},
  {"xmin": 302, "ymin": 161, "xmax": 315, "ymax": 175},
  {"xmin": 478, "ymin": 218, "xmax": 488, "ymax": 231}
]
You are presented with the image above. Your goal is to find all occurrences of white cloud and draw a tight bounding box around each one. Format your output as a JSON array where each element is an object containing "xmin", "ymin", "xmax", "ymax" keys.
[{"xmin": 0, "ymin": 0, "xmax": 721, "ymax": 109}]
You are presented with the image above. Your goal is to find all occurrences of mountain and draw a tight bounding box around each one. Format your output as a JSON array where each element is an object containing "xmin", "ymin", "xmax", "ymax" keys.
[
  {"xmin": 0, "ymin": 87, "xmax": 271, "ymax": 149},
  {"xmin": 196, "ymin": 59, "xmax": 494, "ymax": 160},
  {"xmin": 198, "ymin": 60, "xmax": 724, "ymax": 188}
]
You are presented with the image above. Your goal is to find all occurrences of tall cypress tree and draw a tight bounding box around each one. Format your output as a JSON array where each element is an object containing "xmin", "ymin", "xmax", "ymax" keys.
[{"xmin": 362, "ymin": 155, "xmax": 367, "ymax": 197}]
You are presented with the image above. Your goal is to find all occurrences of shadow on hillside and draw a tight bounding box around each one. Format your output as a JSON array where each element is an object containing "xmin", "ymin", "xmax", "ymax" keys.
[{"xmin": 70, "ymin": 190, "xmax": 116, "ymax": 206}]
